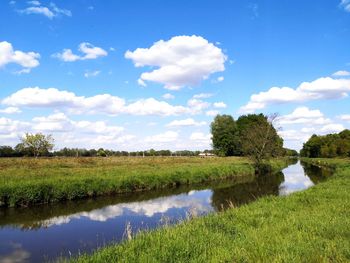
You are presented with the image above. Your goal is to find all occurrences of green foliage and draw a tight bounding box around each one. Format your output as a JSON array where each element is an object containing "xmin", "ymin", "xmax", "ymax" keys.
[
  {"xmin": 0, "ymin": 157, "xmax": 269, "ymax": 207},
  {"xmin": 210, "ymin": 115, "xmax": 240, "ymax": 156},
  {"xmin": 210, "ymin": 113, "xmax": 284, "ymax": 165},
  {"xmin": 97, "ymin": 148, "xmax": 107, "ymax": 157},
  {"xmin": 19, "ymin": 133, "xmax": 55, "ymax": 157},
  {"xmin": 237, "ymin": 114, "xmax": 283, "ymax": 165},
  {"xmin": 300, "ymin": 129, "xmax": 350, "ymax": 158},
  {"xmin": 72, "ymin": 159, "xmax": 350, "ymax": 263},
  {"xmin": 283, "ymin": 148, "xmax": 299, "ymax": 157}
]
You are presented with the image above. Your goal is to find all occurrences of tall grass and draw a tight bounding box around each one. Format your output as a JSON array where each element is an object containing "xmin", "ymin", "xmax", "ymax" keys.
[
  {"xmin": 0, "ymin": 157, "xmax": 288, "ymax": 207},
  {"xmin": 71, "ymin": 158, "xmax": 350, "ymax": 263}
]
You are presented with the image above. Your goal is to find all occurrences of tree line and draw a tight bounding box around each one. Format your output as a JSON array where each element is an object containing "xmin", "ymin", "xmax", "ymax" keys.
[
  {"xmin": 0, "ymin": 133, "xmax": 210, "ymax": 158},
  {"xmin": 300, "ymin": 129, "xmax": 350, "ymax": 158}
]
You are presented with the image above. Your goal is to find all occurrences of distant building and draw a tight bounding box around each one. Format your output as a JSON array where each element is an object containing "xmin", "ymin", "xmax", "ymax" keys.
[{"xmin": 198, "ymin": 152, "xmax": 215, "ymax": 157}]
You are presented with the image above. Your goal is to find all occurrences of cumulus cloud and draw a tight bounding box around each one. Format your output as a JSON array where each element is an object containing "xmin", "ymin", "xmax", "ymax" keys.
[
  {"xmin": 213, "ymin": 102, "xmax": 227, "ymax": 108},
  {"xmin": 187, "ymin": 99, "xmax": 210, "ymax": 114},
  {"xmin": 320, "ymin": 123, "xmax": 345, "ymax": 133},
  {"xmin": 0, "ymin": 107, "xmax": 21, "ymax": 114},
  {"xmin": 192, "ymin": 93, "xmax": 213, "ymax": 99},
  {"xmin": 0, "ymin": 41, "xmax": 40, "ymax": 72},
  {"xmin": 1, "ymin": 87, "xmax": 206, "ymax": 116},
  {"xmin": 84, "ymin": 70, "xmax": 100, "ymax": 78},
  {"xmin": 278, "ymin": 107, "xmax": 349, "ymax": 150},
  {"xmin": 125, "ymin": 35, "xmax": 227, "ymax": 90},
  {"xmin": 332, "ymin": 70, "xmax": 350, "ymax": 77},
  {"xmin": 340, "ymin": 0, "xmax": 350, "ymax": 12},
  {"xmin": 166, "ymin": 118, "xmax": 206, "ymax": 127},
  {"xmin": 277, "ymin": 107, "xmax": 331, "ymax": 125},
  {"xmin": 217, "ymin": 76, "xmax": 224, "ymax": 82},
  {"xmin": 0, "ymin": 113, "xmax": 133, "ymax": 148},
  {"xmin": 53, "ymin": 43, "xmax": 107, "ymax": 62},
  {"xmin": 162, "ymin": 93, "xmax": 175, "ymax": 100},
  {"xmin": 19, "ymin": 2, "xmax": 71, "ymax": 19},
  {"xmin": 339, "ymin": 114, "xmax": 350, "ymax": 121},
  {"xmin": 206, "ymin": 110, "xmax": 220, "ymax": 116},
  {"xmin": 190, "ymin": 132, "xmax": 211, "ymax": 144},
  {"xmin": 240, "ymin": 77, "xmax": 350, "ymax": 113},
  {"xmin": 145, "ymin": 131, "xmax": 179, "ymax": 143}
]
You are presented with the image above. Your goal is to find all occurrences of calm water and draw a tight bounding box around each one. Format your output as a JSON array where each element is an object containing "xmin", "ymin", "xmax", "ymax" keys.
[{"xmin": 0, "ymin": 161, "xmax": 331, "ymax": 262}]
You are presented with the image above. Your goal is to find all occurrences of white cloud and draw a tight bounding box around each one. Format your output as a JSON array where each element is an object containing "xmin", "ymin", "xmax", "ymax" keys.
[
  {"xmin": 277, "ymin": 107, "xmax": 331, "ymax": 125},
  {"xmin": 339, "ymin": 114, "xmax": 350, "ymax": 121},
  {"xmin": 28, "ymin": 1, "xmax": 40, "ymax": 5},
  {"xmin": 217, "ymin": 76, "xmax": 224, "ymax": 82},
  {"xmin": 332, "ymin": 70, "xmax": 350, "ymax": 77},
  {"xmin": 206, "ymin": 110, "xmax": 219, "ymax": 116},
  {"xmin": 84, "ymin": 70, "xmax": 100, "ymax": 78},
  {"xmin": 187, "ymin": 99, "xmax": 210, "ymax": 114},
  {"xmin": 2, "ymin": 87, "xmax": 201, "ymax": 117},
  {"xmin": 0, "ymin": 117, "xmax": 30, "ymax": 136},
  {"xmin": 145, "ymin": 131, "xmax": 179, "ymax": 143},
  {"xmin": 162, "ymin": 93, "xmax": 175, "ymax": 100},
  {"xmin": 0, "ymin": 113, "xmax": 132, "ymax": 149},
  {"xmin": 193, "ymin": 93, "xmax": 213, "ymax": 99},
  {"xmin": 190, "ymin": 132, "xmax": 211, "ymax": 144},
  {"xmin": 124, "ymin": 98, "xmax": 189, "ymax": 116},
  {"xmin": 0, "ymin": 41, "xmax": 40, "ymax": 72},
  {"xmin": 340, "ymin": 0, "xmax": 350, "ymax": 12},
  {"xmin": 213, "ymin": 102, "xmax": 227, "ymax": 108},
  {"xmin": 19, "ymin": 2, "xmax": 71, "ymax": 19},
  {"xmin": 53, "ymin": 43, "xmax": 107, "ymax": 62},
  {"xmin": 0, "ymin": 107, "xmax": 21, "ymax": 114},
  {"xmin": 240, "ymin": 77, "xmax": 350, "ymax": 113},
  {"xmin": 166, "ymin": 118, "xmax": 206, "ymax": 127},
  {"xmin": 137, "ymin": 78, "xmax": 147, "ymax": 87},
  {"xmin": 125, "ymin": 35, "xmax": 227, "ymax": 90},
  {"xmin": 320, "ymin": 123, "xmax": 345, "ymax": 133}
]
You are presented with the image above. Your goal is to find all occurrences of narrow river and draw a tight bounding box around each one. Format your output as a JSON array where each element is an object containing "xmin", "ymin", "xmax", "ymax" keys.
[{"xmin": 0, "ymin": 161, "xmax": 331, "ymax": 262}]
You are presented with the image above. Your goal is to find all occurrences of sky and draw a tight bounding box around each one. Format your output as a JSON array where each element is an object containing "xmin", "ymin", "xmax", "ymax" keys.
[{"xmin": 1, "ymin": 0, "xmax": 350, "ymax": 151}]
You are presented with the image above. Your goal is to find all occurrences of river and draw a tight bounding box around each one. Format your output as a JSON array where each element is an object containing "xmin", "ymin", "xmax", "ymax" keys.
[{"xmin": 0, "ymin": 161, "xmax": 331, "ymax": 262}]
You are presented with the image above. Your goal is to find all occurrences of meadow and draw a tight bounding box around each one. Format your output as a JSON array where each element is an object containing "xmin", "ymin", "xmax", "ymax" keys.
[
  {"xmin": 0, "ymin": 156, "xmax": 289, "ymax": 207},
  {"xmin": 71, "ymin": 158, "xmax": 350, "ymax": 263}
]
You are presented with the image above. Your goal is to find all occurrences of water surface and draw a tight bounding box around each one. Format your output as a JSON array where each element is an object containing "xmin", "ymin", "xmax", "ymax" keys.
[{"xmin": 0, "ymin": 161, "xmax": 330, "ymax": 262}]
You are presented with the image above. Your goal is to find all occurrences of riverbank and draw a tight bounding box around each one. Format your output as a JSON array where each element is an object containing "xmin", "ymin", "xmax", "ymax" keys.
[
  {"xmin": 72, "ymin": 158, "xmax": 350, "ymax": 262},
  {"xmin": 0, "ymin": 157, "xmax": 289, "ymax": 207}
]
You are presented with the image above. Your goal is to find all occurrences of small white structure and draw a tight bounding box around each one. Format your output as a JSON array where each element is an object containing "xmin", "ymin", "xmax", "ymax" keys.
[{"xmin": 198, "ymin": 152, "xmax": 215, "ymax": 158}]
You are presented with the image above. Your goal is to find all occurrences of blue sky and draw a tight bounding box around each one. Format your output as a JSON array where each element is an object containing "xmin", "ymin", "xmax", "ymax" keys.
[{"xmin": 1, "ymin": 0, "xmax": 350, "ymax": 151}]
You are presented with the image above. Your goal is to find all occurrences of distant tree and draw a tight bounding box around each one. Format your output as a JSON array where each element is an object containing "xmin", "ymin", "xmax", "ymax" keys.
[
  {"xmin": 210, "ymin": 115, "xmax": 240, "ymax": 156},
  {"xmin": 0, "ymin": 146, "xmax": 15, "ymax": 157},
  {"xmin": 97, "ymin": 148, "xmax": 107, "ymax": 157},
  {"xmin": 19, "ymin": 133, "xmax": 54, "ymax": 158},
  {"xmin": 301, "ymin": 129, "xmax": 350, "ymax": 158},
  {"xmin": 238, "ymin": 114, "xmax": 283, "ymax": 166},
  {"xmin": 284, "ymin": 148, "xmax": 299, "ymax": 157}
]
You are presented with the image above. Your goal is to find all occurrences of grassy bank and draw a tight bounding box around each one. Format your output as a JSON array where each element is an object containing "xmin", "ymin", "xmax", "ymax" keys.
[
  {"xmin": 72, "ymin": 158, "xmax": 350, "ymax": 262},
  {"xmin": 0, "ymin": 157, "xmax": 289, "ymax": 207}
]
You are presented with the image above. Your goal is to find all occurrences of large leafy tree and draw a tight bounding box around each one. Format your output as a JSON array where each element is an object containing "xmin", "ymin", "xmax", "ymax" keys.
[
  {"xmin": 237, "ymin": 114, "xmax": 284, "ymax": 165},
  {"xmin": 19, "ymin": 133, "xmax": 55, "ymax": 157},
  {"xmin": 210, "ymin": 115, "xmax": 240, "ymax": 156}
]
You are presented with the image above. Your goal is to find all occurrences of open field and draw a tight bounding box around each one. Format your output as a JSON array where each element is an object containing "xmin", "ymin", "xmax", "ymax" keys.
[
  {"xmin": 71, "ymin": 158, "xmax": 350, "ymax": 263},
  {"xmin": 0, "ymin": 157, "xmax": 289, "ymax": 207}
]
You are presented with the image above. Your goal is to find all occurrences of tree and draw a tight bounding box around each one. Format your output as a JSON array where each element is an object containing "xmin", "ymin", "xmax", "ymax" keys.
[
  {"xmin": 19, "ymin": 133, "xmax": 54, "ymax": 157},
  {"xmin": 300, "ymin": 129, "xmax": 350, "ymax": 158},
  {"xmin": 97, "ymin": 148, "xmax": 107, "ymax": 157},
  {"xmin": 238, "ymin": 114, "xmax": 283, "ymax": 166},
  {"xmin": 0, "ymin": 146, "xmax": 15, "ymax": 157},
  {"xmin": 210, "ymin": 115, "xmax": 240, "ymax": 156}
]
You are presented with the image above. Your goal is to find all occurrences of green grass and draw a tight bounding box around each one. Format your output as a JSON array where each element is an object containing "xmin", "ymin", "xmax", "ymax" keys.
[
  {"xmin": 72, "ymin": 158, "xmax": 350, "ymax": 263},
  {"xmin": 0, "ymin": 157, "xmax": 289, "ymax": 207}
]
